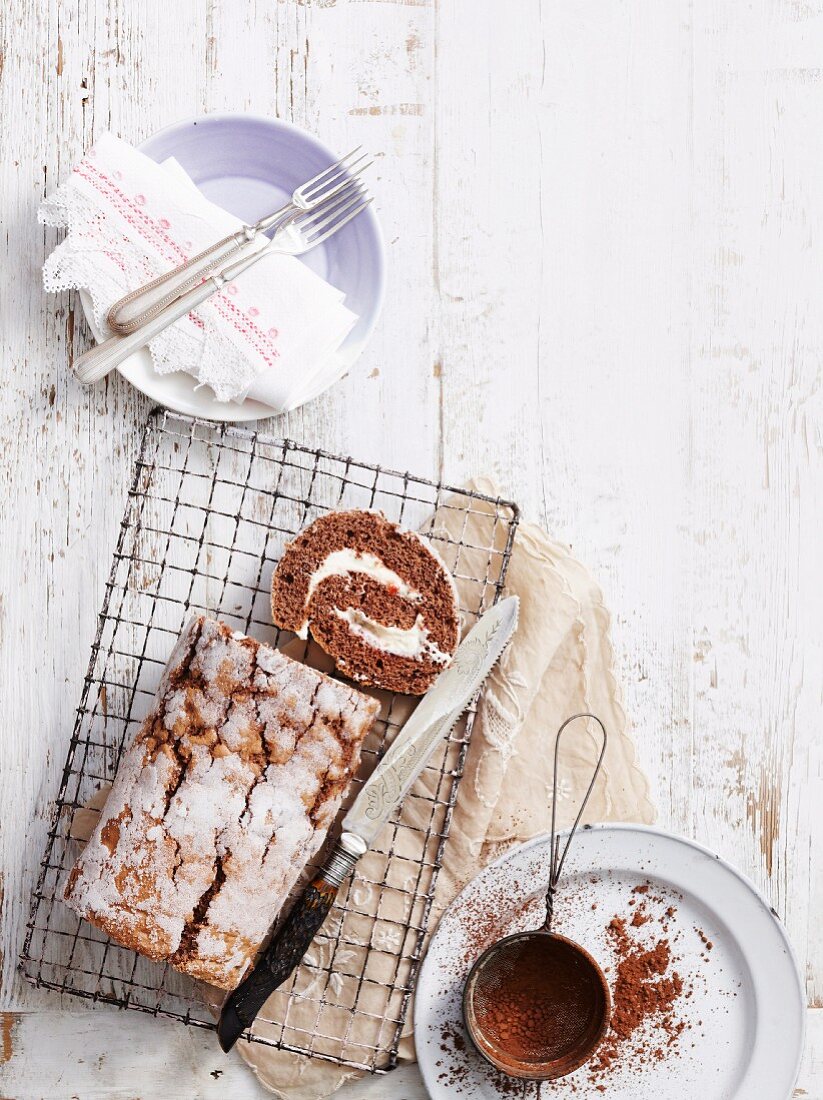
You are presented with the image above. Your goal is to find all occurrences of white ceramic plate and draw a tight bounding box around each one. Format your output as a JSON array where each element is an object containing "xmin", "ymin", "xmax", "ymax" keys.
[
  {"xmin": 415, "ymin": 824, "xmax": 804, "ymax": 1099},
  {"xmin": 79, "ymin": 114, "xmax": 384, "ymax": 422}
]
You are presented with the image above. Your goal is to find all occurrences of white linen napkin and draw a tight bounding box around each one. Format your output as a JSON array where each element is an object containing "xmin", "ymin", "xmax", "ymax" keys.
[{"xmin": 39, "ymin": 133, "xmax": 359, "ymax": 412}]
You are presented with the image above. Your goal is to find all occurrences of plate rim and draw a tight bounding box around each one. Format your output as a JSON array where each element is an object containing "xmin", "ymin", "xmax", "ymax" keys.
[
  {"xmin": 100, "ymin": 111, "xmax": 385, "ymax": 422},
  {"xmin": 415, "ymin": 821, "xmax": 806, "ymax": 1099}
]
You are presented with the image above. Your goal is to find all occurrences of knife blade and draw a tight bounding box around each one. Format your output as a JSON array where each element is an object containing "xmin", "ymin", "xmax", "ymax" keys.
[
  {"xmin": 340, "ymin": 594, "xmax": 520, "ymax": 849},
  {"xmin": 217, "ymin": 595, "xmax": 519, "ymax": 1052}
]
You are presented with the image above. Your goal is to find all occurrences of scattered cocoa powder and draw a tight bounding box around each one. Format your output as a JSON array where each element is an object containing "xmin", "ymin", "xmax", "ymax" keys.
[
  {"xmin": 588, "ymin": 906, "xmax": 690, "ymax": 1087},
  {"xmin": 630, "ymin": 905, "xmax": 651, "ymax": 927}
]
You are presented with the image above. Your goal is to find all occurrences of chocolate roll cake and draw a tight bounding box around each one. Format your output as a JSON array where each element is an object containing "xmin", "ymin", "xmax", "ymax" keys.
[
  {"xmin": 62, "ymin": 616, "xmax": 379, "ymax": 989},
  {"xmin": 270, "ymin": 510, "xmax": 460, "ymax": 694}
]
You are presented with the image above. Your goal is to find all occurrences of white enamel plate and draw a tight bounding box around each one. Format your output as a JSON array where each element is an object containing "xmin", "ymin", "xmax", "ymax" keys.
[{"xmin": 415, "ymin": 824, "xmax": 804, "ymax": 1100}]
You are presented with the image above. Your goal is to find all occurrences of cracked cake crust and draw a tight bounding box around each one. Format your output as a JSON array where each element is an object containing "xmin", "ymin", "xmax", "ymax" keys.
[{"xmin": 62, "ymin": 616, "xmax": 380, "ymax": 989}]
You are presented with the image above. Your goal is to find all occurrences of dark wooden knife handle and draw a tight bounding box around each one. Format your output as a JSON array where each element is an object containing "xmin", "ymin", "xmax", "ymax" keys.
[{"xmin": 217, "ymin": 842, "xmax": 359, "ymax": 1052}]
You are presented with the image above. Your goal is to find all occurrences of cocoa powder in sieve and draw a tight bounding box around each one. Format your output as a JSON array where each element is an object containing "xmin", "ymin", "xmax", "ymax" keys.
[{"xmin": 468, "ymin": 934, "xmax": 608, "ymax": 1071}]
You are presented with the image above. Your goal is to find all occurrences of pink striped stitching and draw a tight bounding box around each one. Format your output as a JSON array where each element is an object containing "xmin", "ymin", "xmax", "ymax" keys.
[{"xmin": 76, "ymin": 161, "xmax": 281, "ymax": 367}]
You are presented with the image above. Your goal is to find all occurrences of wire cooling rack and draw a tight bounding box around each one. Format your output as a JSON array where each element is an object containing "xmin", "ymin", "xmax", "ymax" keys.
[{"xmin": 20, "ymin": 408, "xmax": 519, "ymax": 1073}]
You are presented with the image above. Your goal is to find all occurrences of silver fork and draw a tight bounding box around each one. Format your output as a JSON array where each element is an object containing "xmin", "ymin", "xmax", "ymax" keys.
[
  {"xmin": 106, "ymin": 147, "xmax": 370, "ymax": 335},
  {"xmin": 73, "ymin": 183, "xmax": 372, "ymax": 387}
]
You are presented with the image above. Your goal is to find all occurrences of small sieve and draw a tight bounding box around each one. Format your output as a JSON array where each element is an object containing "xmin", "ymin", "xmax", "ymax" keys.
[{"xmin": 462, "ymin": 713, "xmax": 611, "ymax": 1081}]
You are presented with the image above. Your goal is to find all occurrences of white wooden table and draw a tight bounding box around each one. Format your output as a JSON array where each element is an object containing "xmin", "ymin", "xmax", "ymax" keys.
[{"xmin": 2, "ymin": 1, "xmax": 822, "ymax": 1097}]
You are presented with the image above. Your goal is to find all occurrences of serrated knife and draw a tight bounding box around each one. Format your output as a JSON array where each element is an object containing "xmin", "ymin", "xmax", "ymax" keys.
[{"xmin": 217, "ymin": 595, "xmax": 519, "ymax": 1052}]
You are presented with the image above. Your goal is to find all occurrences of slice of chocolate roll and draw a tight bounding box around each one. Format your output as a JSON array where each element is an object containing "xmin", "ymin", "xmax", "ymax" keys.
[{"xmin": 271, "ymin": 510, "xmax": 460, "ymax": 694}]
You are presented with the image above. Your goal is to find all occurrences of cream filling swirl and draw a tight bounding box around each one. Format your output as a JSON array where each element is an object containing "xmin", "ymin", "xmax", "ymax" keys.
[
  {"xmin": 297, "ymin": 549, "xmax": 421, "ymax": 638},
  {"xmin": 335, "ymin": 607, "xmax": 452, "ymax": 665}
]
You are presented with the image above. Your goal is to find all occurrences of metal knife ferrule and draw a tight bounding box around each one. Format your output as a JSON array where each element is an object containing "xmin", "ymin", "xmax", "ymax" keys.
[{"xmin": 321, "ymin": 833, "xmax": 367, "ymax": 888}]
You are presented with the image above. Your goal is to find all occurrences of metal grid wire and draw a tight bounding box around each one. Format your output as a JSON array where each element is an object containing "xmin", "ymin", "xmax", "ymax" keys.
[{"xmin": 20, "ymin": 408, "xmax": 519, "ymax": 1073}]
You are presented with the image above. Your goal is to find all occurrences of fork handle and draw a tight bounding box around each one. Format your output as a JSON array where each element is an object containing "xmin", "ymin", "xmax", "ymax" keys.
[
  {"xmin": 106, "ymin": 229, "xmax": 255, "ymax": 334},
  {"xmin": 73, "ymin": 241, "xmax": 276, "ymax": 386},
  {"xmin": 74, "ymin": 276, "xmax": 226, "ymax": 385}
]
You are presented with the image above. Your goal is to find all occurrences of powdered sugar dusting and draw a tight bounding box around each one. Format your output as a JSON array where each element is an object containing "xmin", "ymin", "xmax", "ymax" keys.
[{"xmin": 62, "ymin": 616, "xmax": 379, "ymax": 989}]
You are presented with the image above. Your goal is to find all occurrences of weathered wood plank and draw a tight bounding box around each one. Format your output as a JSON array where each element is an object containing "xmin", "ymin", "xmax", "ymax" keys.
[
  {"xmin": 1, "ymin": 0, "xmax": 822, "ymax": 1095},
  {"xmin": 0, "ymin": 1006, "xmax": 821, "ymax": 1097}
]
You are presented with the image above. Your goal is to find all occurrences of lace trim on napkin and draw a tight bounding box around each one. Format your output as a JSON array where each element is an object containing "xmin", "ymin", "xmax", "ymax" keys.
[{"xmin": 39, "ymin": 180, "xmax": 258, "ymax": 402}]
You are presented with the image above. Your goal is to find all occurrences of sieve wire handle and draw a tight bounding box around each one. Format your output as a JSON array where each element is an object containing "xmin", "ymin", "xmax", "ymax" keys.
[{"xmin": 543, "ymin": 713, "xmax": 608, "ymax": 930}]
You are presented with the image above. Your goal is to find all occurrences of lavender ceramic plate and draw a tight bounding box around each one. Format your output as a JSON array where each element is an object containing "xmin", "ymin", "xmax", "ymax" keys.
[{"xmin": 79, "ymin": 114, "xmax": 384, "ymax": 421}]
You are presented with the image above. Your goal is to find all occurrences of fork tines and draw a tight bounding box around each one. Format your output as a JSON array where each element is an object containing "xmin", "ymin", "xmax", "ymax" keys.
[
  {"xmin": 301, "ymin": 147, "xmax": 365, "ymax": 199},
  {"xmin": 300, "ymin": 147, "xmax": 371, "ymax": 205},
  {"xmin": 294, "ymin": 179, "xmax": 373, "ymax": 246}
]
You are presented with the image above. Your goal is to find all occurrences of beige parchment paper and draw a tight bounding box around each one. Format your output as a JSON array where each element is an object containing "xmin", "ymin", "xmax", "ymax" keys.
[{"xmin": 238, "ymin": 480, "xmax": 655, "ymax": 1098}]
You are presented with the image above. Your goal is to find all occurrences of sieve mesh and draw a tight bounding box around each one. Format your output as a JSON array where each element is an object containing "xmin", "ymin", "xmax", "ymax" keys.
[{"xmin": 466, "ymin": 932, "xmax": 609, "ymax": 1073}]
